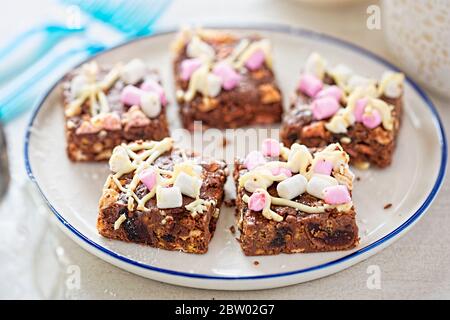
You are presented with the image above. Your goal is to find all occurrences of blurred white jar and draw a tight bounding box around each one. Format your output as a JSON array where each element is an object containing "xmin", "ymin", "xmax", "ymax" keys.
[{"xmin": 382, "ymin": 0, "xmax": 450, "ymax": 98}]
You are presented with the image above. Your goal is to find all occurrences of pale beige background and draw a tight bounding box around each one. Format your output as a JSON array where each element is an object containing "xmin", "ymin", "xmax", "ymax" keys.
[{"xmin": 0, "ymin": 0, "xmax": 449, "ymax": 299}]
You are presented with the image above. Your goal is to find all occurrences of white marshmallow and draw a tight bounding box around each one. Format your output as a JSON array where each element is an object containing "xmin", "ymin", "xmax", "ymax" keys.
[
  {"xmin": 186, "ymin": 36, "xmax": 215, "ymax": 61},
  {"xmin": 140, "ymin": 91, "xmax": 161, "ymax": 118},
  {"xmin": 305, "ymin": 52, "xmax": 326, "ymax": 79},
  {"xmin": 71, "ymin": 75, "xmax": 87, "ymax": 98},
  {"xmin": 306, "ymin": 174, "xmax": 338, "ymax": 199},
  {"xmin": 206, "ymin": 73, "xmax": 222, "ymax": 97},
  {"xmin": 121, "ymin": 58, "xmax": 147, "ymax": 85},
  {"xmin": 276, "ymin": 174, "xmax": 308, "ymax": 200},
  {"xmin": 109, "ymin": 145, "xmax": 134, "ymax": 174},
  {"xmin": 174, "ymin": 172, "xmax": 202, "ymax": 199},
  {"xmin": 156, "ymin": 186, "xmax": 182, "ymax": 209},
  {"xmin": 329, "ymin": 64, "xmax": 353, "ymax": 85}
]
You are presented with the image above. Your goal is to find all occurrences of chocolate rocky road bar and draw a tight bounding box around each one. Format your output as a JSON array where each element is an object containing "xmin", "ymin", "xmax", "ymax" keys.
[
  {"xmin": 97, "ymin": 137, "xmax": 228, "ymax": 254},
  {"xmin": 63, "ymin": 58, "xmax": 169, "ymax": 162},
  {"xmin": 173, "ymin": 27, "xmax": 283, "ymax": 130},
  {"xmin": 234, "ymin": 138, "xmax": 358, "ymax": 256},
  {"xmin": 281, "ymin": 52, "xmax": 404, "ymax": 168}
]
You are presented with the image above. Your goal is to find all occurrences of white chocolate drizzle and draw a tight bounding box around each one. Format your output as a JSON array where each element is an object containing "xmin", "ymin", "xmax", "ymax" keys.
[
  {"xmin": 65, "ymin": 62, "xmax": 122, "ymax": 117},
  {"xmin": 183, "ymin": 64, "xmax": 222, "ymax": 102},
  {"xmin": 234, "ymin": 39, "xmax": 272, "ymax": 69},
  {"xmin": 113, "ymin": 214, "xmax": 127, "ymax": 230},
  {"xmin": 110, "ymin": 138, "xmax": 174, "ymax": 211},
  {"xmin": 185, "ymin": 198, "xmax": 216, "ymax": 218},
  {"xmin": 239, "ymin": 142, "xmax": 354, "ymax": 221},
  {"xmin": 178, "ymin": 28, "xmax": 273, "ymax": 102},
  {"xmin": 224, "ymin": 39, "xmax": 250, "ymax": 64},
  {"xmin": 300, "ymin": 52, "xmax": 403, "ymax": 135},
  {"xmin": 243, "ymin": 189, "xmax": 283, "ymax": 222},
  {"xmin": 108, "ymin": 138, "xmax": 213, "ymax": 217},
  {"xmin": 242, "ymin": 192, "xmax": 352, "ymax": 221},
  {"xmin": 325, "ymin": 86, "xmax": 394, "ymax": 134}
]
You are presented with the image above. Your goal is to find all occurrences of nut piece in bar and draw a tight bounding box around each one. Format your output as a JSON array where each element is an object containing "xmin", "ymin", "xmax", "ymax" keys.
[
  {"xmin": 63, "ymin": 59, "xmax": 170, "ymax": 161},
  {"xmin": 97, "ymin": 137, "xmax": 228, "ymax": 254},
  {"xmin": 234, "ymin": 138, "xmax": 359, "ymax": 256},
  {"xmin": 172, "ymin": 27, "xmax": 283, "ymax": 130},
  {"xmin": 280, "ymin": 52, "xmax": 404, "ymax": 168}
]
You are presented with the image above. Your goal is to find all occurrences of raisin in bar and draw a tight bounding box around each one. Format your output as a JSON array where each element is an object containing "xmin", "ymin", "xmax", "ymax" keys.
[
  {"xmin": 234, "ymin": 138, "xmax": 358, "ymax": 256},
  {"xmin": 63, "ymin": 59, "xmax": 170, "ymax": 161},
  {"xmin": 97, "ymin": 138, "xmax": 228, "ymax": 254},
  {"xmin": 280, "ymin": 52, "xmax": 404, "ymax": 168},
  {"xmin": 172, "ymin": 28, "xmax": 283, "ymax": 130}
]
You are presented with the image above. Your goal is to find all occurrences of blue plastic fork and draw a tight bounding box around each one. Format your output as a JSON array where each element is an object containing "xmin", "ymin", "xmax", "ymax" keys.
[
  {"xmin": 0, "ymin": 43, "xmax": 106, "ymax": 122},
  {"xmin": 0, "ymin": 0, "xmax": 172, "ymax": 122},
  {"xmin": 0, "ymin": 24, "xmax": 85, "ymax": 86},
  {"xmin": 61, "ymin": 0, "xmax": 172, "ymax": 36}
]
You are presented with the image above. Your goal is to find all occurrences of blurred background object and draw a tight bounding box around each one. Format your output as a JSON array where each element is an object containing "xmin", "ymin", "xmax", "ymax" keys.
[
  {"xmin": 290, "ymin": 0, "xmax": 363, "ymax": 5},
  {"xmin": 0, "ymin": 24, "xmax": 85, "ymax": 87},
  {"xmin": 382, "ymin": 0, "xmax": 450, "ymax": 98},
  {"xmin": 0, "ymin": 124, "xmax": 9, "ymax": 201}
]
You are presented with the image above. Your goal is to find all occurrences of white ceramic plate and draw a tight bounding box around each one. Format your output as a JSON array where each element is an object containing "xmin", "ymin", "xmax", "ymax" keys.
[{"xmin": 25, "ymin": 25, "xmax": 447, "ymax": 290}]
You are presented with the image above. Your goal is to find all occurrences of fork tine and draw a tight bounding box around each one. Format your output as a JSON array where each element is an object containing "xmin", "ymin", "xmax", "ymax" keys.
[
  {"xmin": 132, "ymin": 0, "xmax": 168, "ymax": 35},
  {"xmin": 92, "ymin": 0, "xmax": 122, "ymax": 23},
  {"xmin": 110, "ymin": 2, "xmax": 141, "ymax": 33},
  {"xmin": 145, "ymin": 0, "xmax": 171, "ymax": 27},
  {"xmin": 110, "ymin": 1, "xmax": 139, "ymax": 23},
  {"xmin": 116, "ymin": 0, "xmax": 156, "ymax": 34},
  {"xmin": 123, "ymin": 0, "xmax": 160, "ymax": 32}
]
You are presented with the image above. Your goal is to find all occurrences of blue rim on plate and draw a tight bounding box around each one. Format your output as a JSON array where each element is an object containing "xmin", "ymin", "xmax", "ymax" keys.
[{"xmin": 24, "ymin": 24, "xmax": 447, "ymax": 281}]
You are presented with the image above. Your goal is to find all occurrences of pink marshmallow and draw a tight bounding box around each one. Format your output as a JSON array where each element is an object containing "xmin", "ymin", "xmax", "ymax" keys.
[
  {"xmin": 313, "ymin": 159, "xmax": 333, "ymax": 175},
  {"xmin": 245, "ymin": 49, "xmax": 265, "ymax": 71},
  {"xmin": 180, "ymin": 58, "xmax": 202, "ymax": 81},
  {"xmin": 140, "ymin": 78, "xmax": 167, "ymax": 106},
  {"xmin": 212, "ymin": 62, "xmax": 241, "ymax": 90},
  {"xmin": 248, "ymin": 191, "xmax": 267, "ymax": 211},
  {"xmin": 261, "ymin": 138, "xmax": 281, "ymax": 157},
  {"xmin": 311, "ymin": 96, "xmax": 340, "ymax": 120},
  {"xmin": 139, "ymin": 167, "xmax": 157, "ymax": 191},
  {"xmin": 323, "ymin": 185, "xmax": 351, "ymax": 205},
  {"xmin": 298, "ymin": 74, "xmax": 323, "ymax": 98},
  {"xmin": 244, "ymin": 150, "xmax": 267, "ymax": 170},
  {"xmin": 362, "ymin": 109, "xmax": 382, "ymax": 129},
  {"xmin": 121, "ymin": 85, "xmax": 142, "ymax": 106},
  {"xmin": 354, "ymin": 98, "xmax": 368, "ymax": 122},
  {"xmin": 102, "ymin": 113, "xmax": 121, "ymax": 131},
  {"xmin": 271, "ymin": 167, "xmax": 292, "ymax": 178},
  {"xmin": 316, "ymin": 85, "xmax": 343, "ymax": 102}
]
